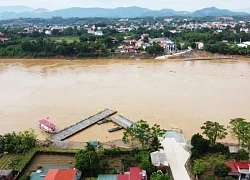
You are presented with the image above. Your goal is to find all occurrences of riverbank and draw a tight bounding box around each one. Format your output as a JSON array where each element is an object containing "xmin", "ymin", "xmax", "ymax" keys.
[
  {"xmin": 0, "ymin": 50, "xmax": 248, "ymax": 61},
  {"xmin": 0, "ymin": 53, "xmax": 154, "ymax": 60}
]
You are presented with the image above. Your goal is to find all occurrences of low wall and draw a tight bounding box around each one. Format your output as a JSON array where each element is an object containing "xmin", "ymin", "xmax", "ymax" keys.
[{"xmin": 185, "ymin": 156, "xmax": 196, "ymax": 180}]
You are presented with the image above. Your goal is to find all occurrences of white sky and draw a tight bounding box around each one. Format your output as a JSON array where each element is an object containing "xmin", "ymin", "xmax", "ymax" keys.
[{"xmin": 0, "ymin": 0, "xmax": 249, "ymax": 11}]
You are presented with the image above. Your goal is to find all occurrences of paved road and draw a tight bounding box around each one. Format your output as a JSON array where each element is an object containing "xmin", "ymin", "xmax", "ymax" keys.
[{"xmin": 162, "ymin": 137, "xmax": 190, "ymax": 180}]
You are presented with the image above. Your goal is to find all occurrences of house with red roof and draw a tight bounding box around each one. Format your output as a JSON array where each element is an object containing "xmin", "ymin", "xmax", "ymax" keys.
[
  {"xmin": 118, "ymin": 167, "xmax": 147, "ymax": 180},
  {"xmin": 98, "ymin": 167, "xmax": 147, "ymax": 180},
  {"xmin": 225, "ymin": 161, "xmax": 250, "ymax": 179},
  {"xmin": 44, "ymin": 169, "xmax": 81, "ymax": 180}
]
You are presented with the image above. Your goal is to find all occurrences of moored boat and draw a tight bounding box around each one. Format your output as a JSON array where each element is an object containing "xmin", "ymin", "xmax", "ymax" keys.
[{"xmin": 39, "ymin": 118, "xmax": 56, "ymax": 134}]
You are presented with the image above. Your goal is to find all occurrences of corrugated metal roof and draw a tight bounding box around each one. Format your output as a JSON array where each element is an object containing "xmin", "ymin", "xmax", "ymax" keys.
[
  {"xmin": 30, "ymin": 166, "xmax": 69, "ymax": 180},
  {"xmin": 150, "ymin": 151, "xmax": 168, "ymax": 166},
  {"xmin": 98, "ymin": 174, "xmax": 118, "ymax": 180}
]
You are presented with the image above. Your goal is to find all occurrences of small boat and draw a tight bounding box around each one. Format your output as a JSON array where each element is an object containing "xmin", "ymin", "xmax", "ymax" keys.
[
  {"xmin": 39, "ymin": 118, "xmax": 56, "ymax": 134},
  {"xmin": 108, "ymin": 126, "xmax": 123, "ymax": 132}
]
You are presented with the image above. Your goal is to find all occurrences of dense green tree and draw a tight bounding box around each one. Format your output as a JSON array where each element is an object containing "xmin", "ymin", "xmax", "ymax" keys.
[
  {"xmin": 139, "ymin": 159, "xmax": 155, "ymax": 175},
  {"xmin": 228, "ymin": 118, "xmax": 246, "ymax": 146},
  {"xmin": 75, "ymin": 145, "xmax": 100, "ymax": 177},
  {"xmin": 235, "ymin": 149, "xmax": 249, "ymax": 161},
  {"xmin": 0, "ymin": 129, "xmax": 37, "ymax": 153},
  {"xmin": 122, "ymin": 120, "xmax": 165, "ymax": 149},
  {"xmin": 150, "ymin": 136, "xmax": 164, "ymax": 151},
  {"xmin": 145, "ymin": 42, "xmax": 164, "ymax": 55},
  {"xmin": 214, "ymin": 163, "xmax": 230, "ymax": 178},
  {"xmin": 135, "ymin": 151, "xmax": 150, "ymax": 162},
  {"xmin": 201, "ymin": 121, "xmax": 228, "ymax": 146},
  {"xmin": 191, "ymin": 133, "xmax": 210, "ymax": 156}
]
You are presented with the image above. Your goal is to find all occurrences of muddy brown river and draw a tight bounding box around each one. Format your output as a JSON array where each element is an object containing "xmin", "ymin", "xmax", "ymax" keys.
[{"xmin": 0, "ymin": 59, "xmax": 250, "ymax": 143}]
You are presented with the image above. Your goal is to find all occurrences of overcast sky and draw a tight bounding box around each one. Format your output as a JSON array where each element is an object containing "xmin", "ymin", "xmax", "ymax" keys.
[{"xmin": 0, "ymin": 0, "xmax": 248, "ymax": 11}]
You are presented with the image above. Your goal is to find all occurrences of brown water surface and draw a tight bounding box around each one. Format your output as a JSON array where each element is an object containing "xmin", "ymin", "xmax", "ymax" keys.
[{"xmin": 0, "ymin": 59, "xmax": 250, "ymax": 142}]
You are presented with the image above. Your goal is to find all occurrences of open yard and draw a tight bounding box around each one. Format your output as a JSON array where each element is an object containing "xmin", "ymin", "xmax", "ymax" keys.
[
  {"xmin": 101, "ymin": 155, "xmax": 139, "ymax": 173},
  {"xmin": 24, "ymin": 154, "xmax": 75, "ymax": 175},
  {"xmin": 47, "ymin": 36, "xmax": 80, "ymax": 43}
]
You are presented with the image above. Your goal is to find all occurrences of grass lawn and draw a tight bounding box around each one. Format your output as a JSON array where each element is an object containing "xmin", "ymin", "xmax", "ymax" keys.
[{"xmin": 47, "ymin": 36, "xmax": 80, "ymax": 43}]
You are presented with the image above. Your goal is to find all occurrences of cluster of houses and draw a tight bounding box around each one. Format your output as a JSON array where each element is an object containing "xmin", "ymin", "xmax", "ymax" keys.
[
  {"xmin": 116, "ymin": 35, "xmax": 178, "ymax": 53},
  {"xmin": 0, "ymin": 151, "xmax": 168, "ymax": 180},
  {"xmin": 1, "ymin": 17, "xmax": 250, "ymax": 55}
]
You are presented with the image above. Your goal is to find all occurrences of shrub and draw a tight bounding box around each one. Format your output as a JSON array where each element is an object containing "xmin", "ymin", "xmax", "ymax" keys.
[
  {"xmin": 214, "ymin": 163, "xmax": 231, "ymax": 178},
  {"xmin": 208, "ymin": 143, "xmax": 230, "ymax": 156},
  {"xmin": 140, "ymin": 160, "xmax": 154, "ymax": 175},
  {"xmin": 193, "ymin": 159, "xmax": 206, "ymax": 176},
  {"xmin": 235, "ymin": 149, "xmax": 249, "ymax": 161},
  {"xmin": 135, "ymin": 151, "xmax": 150, "ymax": 162}
]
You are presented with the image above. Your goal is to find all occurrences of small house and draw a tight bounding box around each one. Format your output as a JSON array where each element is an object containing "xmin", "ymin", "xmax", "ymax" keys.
[
  {"xmin": 0, "ymin": 170, "xmax": 19, "ymax": 180},
  {"xmin": 45, "ymin": 169, "xmax": 81, "ymax": 180},
  {"xmin": 225, "ymin": 161, "xmax": 250, "ymax": 179},
  {"xmin": 195, "ymin": 42, "xmax": 204, "ymax": 50}
]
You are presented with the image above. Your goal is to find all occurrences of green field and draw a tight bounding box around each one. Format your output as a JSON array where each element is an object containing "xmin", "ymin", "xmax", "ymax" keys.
[
  {"xmin": 47, "ymin": 36, "xmax": 80, "ymax": 43},
  {"xmin": 0, "ymin": 154, "xmax": 18, "ymax": 169}
]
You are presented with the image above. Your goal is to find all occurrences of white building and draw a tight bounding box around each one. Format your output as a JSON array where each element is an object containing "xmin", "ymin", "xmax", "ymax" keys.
[
  {"xmin": 45, "ymin": 30, "xmax": 52, "ymax": 35},
  {"xmin": 237, "ymin": 41, "xmax": 250, "ymax": 48},
  {"xmin": 94, "ymin": 31, "xmax": 103, "ymax": 36},
  {"xmin": 195, "ymin": 42, "xmax": 204, "ymax": 50}
]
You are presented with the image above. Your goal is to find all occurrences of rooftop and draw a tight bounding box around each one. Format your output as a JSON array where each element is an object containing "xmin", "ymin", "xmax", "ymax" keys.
[
  {"xmin": 45, "ymin": 169, "xmax": 77, "ymax": 180},
  {"xmin": 30, "ymin": 166, "xmax": 70, "ymax": 180},
  {"xmin": 150, "ymin": 151, "xmax": 168, "ymax": 166}
]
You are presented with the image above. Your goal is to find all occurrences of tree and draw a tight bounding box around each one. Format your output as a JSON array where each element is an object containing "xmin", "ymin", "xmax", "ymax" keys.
[
  {"xmin": 150, "ymin": 136, "xmax": 164, "ymax": 151},
  {"xmin": 150, "ymin": 171, "xmax": 171, "ymax": 180},
  {"xmin": 135, "ymin": 151, "xmax": 150, "ymax": 162},
  {"xmin": 0, "ymin": 129, "xmax": 37, "ymax": 153},
  {"xmin": 233, "ymin": 120, "xmax": 250, "ymax": 154},
  {"xmin": 193, "ymin": 159, "xmax": 206, "ymax": 179},
  {"xmin": 122, "ymin": 126, "xmax": 138, "ymax": 148},
  {"xmin": 201, "ymin": 121, "xmax": 228, "ymax": 146},
  {"xmin": 145, "ymin": 43, "xmax": 164, "ymax": 55},
  {"xmin": 191, "ymin": 133, "xmax": 210, "ymax": 155},
  {"xmin": 235, "ymin": 149, "xmax": 249, "ymax": 161},
  {"xmin": 228, "ymin": 118, "xmax": 247, "ymax": 146},
  {"xmin": 122, "ymin": 120, "xmax": 165, "ymax": 149},
  {"xmin": 75, "ymin": 145, "xmax": 100, "ymax": 177},
  {"xmin": 214, "ymin": 163, "xmax": 230, "ymax": 178},
  {"xmin": 176, "ymin": 43, "xmax": 181, "ymax": 50},
  {"xmin": 140, "ymin": 160, "xmax": 154, "ymax": 175},
  {"xmin": 17, "ymin": 129, "xmax": 37, "ymax": 153}
]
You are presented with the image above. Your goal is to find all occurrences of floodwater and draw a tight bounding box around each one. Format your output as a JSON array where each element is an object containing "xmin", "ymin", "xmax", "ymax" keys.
[{"xmin": 0, "ymin": 59, "xmax": 250, "ymax": 143}]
